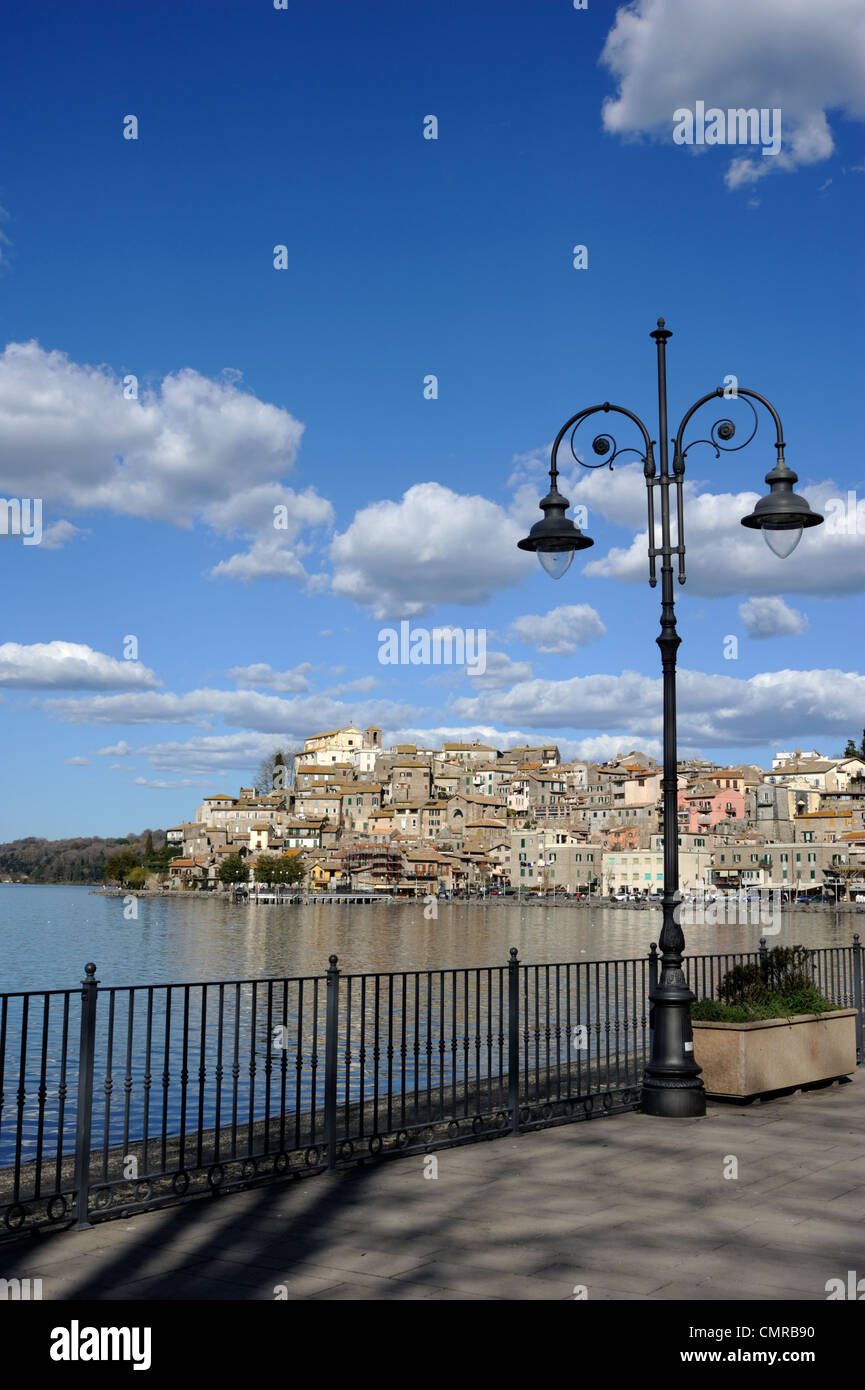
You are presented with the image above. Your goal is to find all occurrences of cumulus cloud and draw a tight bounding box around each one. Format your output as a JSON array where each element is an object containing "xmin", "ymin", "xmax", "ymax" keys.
[
  {"xmin": 96, "ymin": 740, "xmax": 133, "ymax": 756},
  {"xmin": 510, "ymin": 605, "xmax": 606, "ymax": 654},
  {"xmin": 467, "ymin": 651, "xmax": 534, "ymax": 691},
  {"xmin": 133, "ymin": 732, "xmax": 301, "ymax": 778},
  {"xmin": 450, "ymin": 666, "xmax": 865, "ymax": 748},
  {"xmin": 40, "ymin": 520, "xmax": 87, "ymax": 550},
  {"xmin": 0, "ymin": 642, "xmax": 161, "ymax": 691},
  {"xmin": 228, "ymin": 662, "xmax": 314, "ymax": 693},
  {"xmin": 63, "ymin": 756, "xmax": 90, "ymax": 766},
  {"xmin": 599, "ymin": 0, "xmax": 865, "ymax": 185},
  {"xmin": 739, "ymin": 596, "xmax": 809, "ymax": 639},
  {"xmin": 0, "ymin": 342, "xmax": 331, "ymax": 583},
  {"xmin": 38, "ymin": 687, "xmax": 423, "ymax": 739},
  {"xmin": 330, "ymin": 481, "xmax": 532, "ymax": 618}
]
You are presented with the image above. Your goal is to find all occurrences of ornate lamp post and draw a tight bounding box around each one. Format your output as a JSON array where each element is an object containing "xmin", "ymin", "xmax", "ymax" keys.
[{"xmin": 518, "ymin": 319, "xmax": 823, "ymax": 1117}]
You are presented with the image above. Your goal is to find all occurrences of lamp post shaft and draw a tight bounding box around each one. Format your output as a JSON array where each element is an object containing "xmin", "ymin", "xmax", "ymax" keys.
[{"xmin": 641, "ymin": 323, "xmax": 706, "ymax": 1117}]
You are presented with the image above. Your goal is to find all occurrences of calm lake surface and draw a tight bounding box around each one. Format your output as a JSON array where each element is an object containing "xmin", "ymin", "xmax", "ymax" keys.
[
  {"xmin": 1, "ymin": 886, "xmax": 860, "ymax": 1170},
  {"xmin": 0, "ymin": 884, "xmax": 859, "ymax": 993}
]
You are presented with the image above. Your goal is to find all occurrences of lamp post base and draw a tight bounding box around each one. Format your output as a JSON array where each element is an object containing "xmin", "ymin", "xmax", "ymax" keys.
[{"xmin": 640, "ymin": 1081, "xmax": 706, "ymax": 1118}]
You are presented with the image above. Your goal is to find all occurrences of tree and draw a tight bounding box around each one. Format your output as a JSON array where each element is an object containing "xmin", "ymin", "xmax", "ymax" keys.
[
  {"xmin": 217, "ymin": 854, "xmax": 249, "ymax": 885},
  {"xmin": 255, "ymin": 854, "xmax": 305, "ymax": 886},
  {"xmin": 126, "ymin": 866, "xmax": 148, "ymax": 889},
  {"xmin": 253, "ymin": 747, "xmax": 295, "ymax": 796},
  {"xmin": 843, "ymin": 729, "xmax": 865, "ymax": 758},
  {"xmin": 144, "ymin": 831, "xmax": 154, "ymax": 860},
  {"xmin": 103, "ymin": 849, "xmax": 140, "ymax": 885}
]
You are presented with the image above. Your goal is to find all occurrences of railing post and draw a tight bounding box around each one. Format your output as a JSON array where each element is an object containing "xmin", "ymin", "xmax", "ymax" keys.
[
  {"xmin": 759, "ymin": 936, "xmax": 768, "ymax": 972},
  {"xmin": 853, "ymin": 934, "xmax": 863, "ymax": 1067},
  {"xmin": 508, "ymin": 948, "xmax": 520, "ymax": 1135},
  {"xmin": 648, "ymin": 942, "xmax": 658, "ymax": 1040},
  {"xmin": 72, "ymin": 963, "xmax": 99, "ymax": 1230},
  {"xmin": 324, "ymin": 954, "xmax": 340, "ymax": 1170}
]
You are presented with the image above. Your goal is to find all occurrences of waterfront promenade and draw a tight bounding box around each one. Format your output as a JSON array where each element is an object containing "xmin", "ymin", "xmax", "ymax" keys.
[{"xmin": 4, "ymin": 1072, "xmax": 862, "ymax": 1301}]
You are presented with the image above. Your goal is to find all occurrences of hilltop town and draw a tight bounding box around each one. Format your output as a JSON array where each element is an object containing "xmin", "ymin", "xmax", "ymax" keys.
[{"xmin": 162, "ymin": 724, "xmax": 865, "ymax": 901}]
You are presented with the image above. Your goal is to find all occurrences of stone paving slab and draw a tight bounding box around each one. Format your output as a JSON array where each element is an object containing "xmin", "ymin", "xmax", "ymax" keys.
[{"xmin": 1, "ymin": 1073, "xmax": 862, "ymax": 1301}]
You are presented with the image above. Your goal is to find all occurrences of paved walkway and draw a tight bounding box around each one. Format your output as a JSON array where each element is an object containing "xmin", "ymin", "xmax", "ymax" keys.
[{"xmin": 3, "ymin": 1074, "xmax": 863, "ymax": 1300}]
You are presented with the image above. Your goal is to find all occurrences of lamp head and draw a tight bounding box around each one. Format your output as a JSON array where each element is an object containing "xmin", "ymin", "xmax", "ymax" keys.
[
  {"xmin": 517, "ymin": 485, "xmax": 594, "ymax": 579},
  {"xmin": 740, "ymin": 455, "xmax": 823, "ymax": 558}
]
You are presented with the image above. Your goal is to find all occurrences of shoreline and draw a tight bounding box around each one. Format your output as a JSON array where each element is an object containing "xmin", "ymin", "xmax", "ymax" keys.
[{"xmin": 89, "ymin": 886, "xmax": 864, "ymax": 914}]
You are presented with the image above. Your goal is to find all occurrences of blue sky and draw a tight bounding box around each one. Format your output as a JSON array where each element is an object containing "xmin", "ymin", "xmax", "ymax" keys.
[{"xmin": 1, "ymin": 0, "xmax": 863, "ymax": 838}]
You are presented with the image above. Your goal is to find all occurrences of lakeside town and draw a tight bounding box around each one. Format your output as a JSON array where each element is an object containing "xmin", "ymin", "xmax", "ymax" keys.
[{"xmin": 151, "ymin": 723, "xmax": 865, "ymax": 903}]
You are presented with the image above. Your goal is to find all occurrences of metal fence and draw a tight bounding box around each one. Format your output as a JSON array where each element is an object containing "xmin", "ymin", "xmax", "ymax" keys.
[{"xmin": 1, "ymin": 936, "xmax": 861, "ymax": 1239}]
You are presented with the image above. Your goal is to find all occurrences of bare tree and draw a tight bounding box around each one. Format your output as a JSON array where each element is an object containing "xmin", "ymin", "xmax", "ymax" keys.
[{"xmin": 253, "ymin": 747, "xmax": 295, "ymax": 795}]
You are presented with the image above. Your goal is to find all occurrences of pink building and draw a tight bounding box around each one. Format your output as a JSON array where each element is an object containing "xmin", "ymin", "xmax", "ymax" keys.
[{"xmin": 677, "ymin": 780, "xmax": 744, "ymax": 834}]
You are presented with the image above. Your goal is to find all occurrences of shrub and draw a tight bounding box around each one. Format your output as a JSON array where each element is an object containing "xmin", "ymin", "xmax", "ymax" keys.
[{"xmin": 692, "ymin": 945, "xmax": 841, "ymax": 1022}]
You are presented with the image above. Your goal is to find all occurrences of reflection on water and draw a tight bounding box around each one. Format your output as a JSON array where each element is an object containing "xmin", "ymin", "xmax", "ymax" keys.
[{"xmin": 0, "ymin": 884, "xmax": 857, "ymax": 993}]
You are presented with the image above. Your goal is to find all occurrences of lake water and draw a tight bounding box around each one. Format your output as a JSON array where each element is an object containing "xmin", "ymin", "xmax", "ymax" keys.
[
  {"xmin": 1, "ymin": 886, "xmax": 860, "ymax": 1172},
  {"xmin": 0, "ymin": 884, "xmax": 859, "ymax": 993}
]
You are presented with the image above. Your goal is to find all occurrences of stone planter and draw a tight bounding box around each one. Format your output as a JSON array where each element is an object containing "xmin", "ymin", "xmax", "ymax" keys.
[{"xmin": 692, "ymin": 1009, "xmax": 858, "ymax": 1100}]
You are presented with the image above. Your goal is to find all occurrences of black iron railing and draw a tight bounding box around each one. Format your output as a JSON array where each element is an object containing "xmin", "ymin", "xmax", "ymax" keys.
[{"xmin": 1, "ymin": 936, "xmax": 861, "ymax": 1238}]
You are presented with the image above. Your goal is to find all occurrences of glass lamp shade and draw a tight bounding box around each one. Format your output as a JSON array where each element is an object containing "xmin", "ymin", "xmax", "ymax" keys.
[
  {"xmin": 762, "ymin": 524, "xmax": 803, "ymax": 559},
  {"xmin": 538, "ymin": 548, "xmax": 575, "ymax": 580}
]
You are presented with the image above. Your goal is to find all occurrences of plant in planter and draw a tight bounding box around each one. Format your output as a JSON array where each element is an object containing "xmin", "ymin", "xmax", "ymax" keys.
[{"xmin": 690, "ymin": 946, "xmax": 858, "ymax": 1099}]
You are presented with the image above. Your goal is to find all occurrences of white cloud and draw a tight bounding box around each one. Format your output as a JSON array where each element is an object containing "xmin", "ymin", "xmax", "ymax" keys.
[
  {"xmin": 450, "ymin": 666, "xmax": 865, "ymax": 748},
  {"xmin": 0, "ymin": 342, "xmax": 331, "ymax": 584},
  {"xmin": 325, "ymin": 674, "xmax": 381, "ymax": 697},
  {"xmin": 467, "ymin": 651, "xmax": 534, "ymax": 691},
  {"xmin": 63, "ymin": 756, "xmax": 90, "ymax": 766},
  {"xmin": 600, "ymin": 0, "xmax": 865, "ymax": 184},
  {"xmin": 134, "ymin": 732, "xmax": 299, "ymax": 778},
  {"xmin": 132, "ymin": 777, "xmax": 209, "ymax": 790},
  {"xmin": 330, "ymin": 481, "xmax": 532, "ymax": 618},
  {"xmin": 40, "ymin": 520, "xmax": 87, "ymax": 550},
  {"xmin": 206, "ymin": 485, "xmax": 334, "ymax": 581},
  {"xmin": 38, "ymin": 687, "xmax": 423, "ymax": 739},
  {"xmin": 228, "ymin": 662, "xmax": 314, "ymax": 693},
  {"xmin": 0, "ymin": 642, "xmax": 161, "ymax": 691},
  {"xmin": 510, "ymin": 605, "xmax": 606, "ymax": 654},
  {"xmin": 96, "ymin": 740, "xmax": 133, "ymax": 756},
  {"xmin": 739, "ymin": 596, "xmax": 809, "ymax": 639}
]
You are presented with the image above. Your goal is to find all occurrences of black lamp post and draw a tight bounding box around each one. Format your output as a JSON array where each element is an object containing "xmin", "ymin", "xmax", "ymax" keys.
[{"xmin": 518, "ymin": 319, "xmax": 823, "ymax": 1118}]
